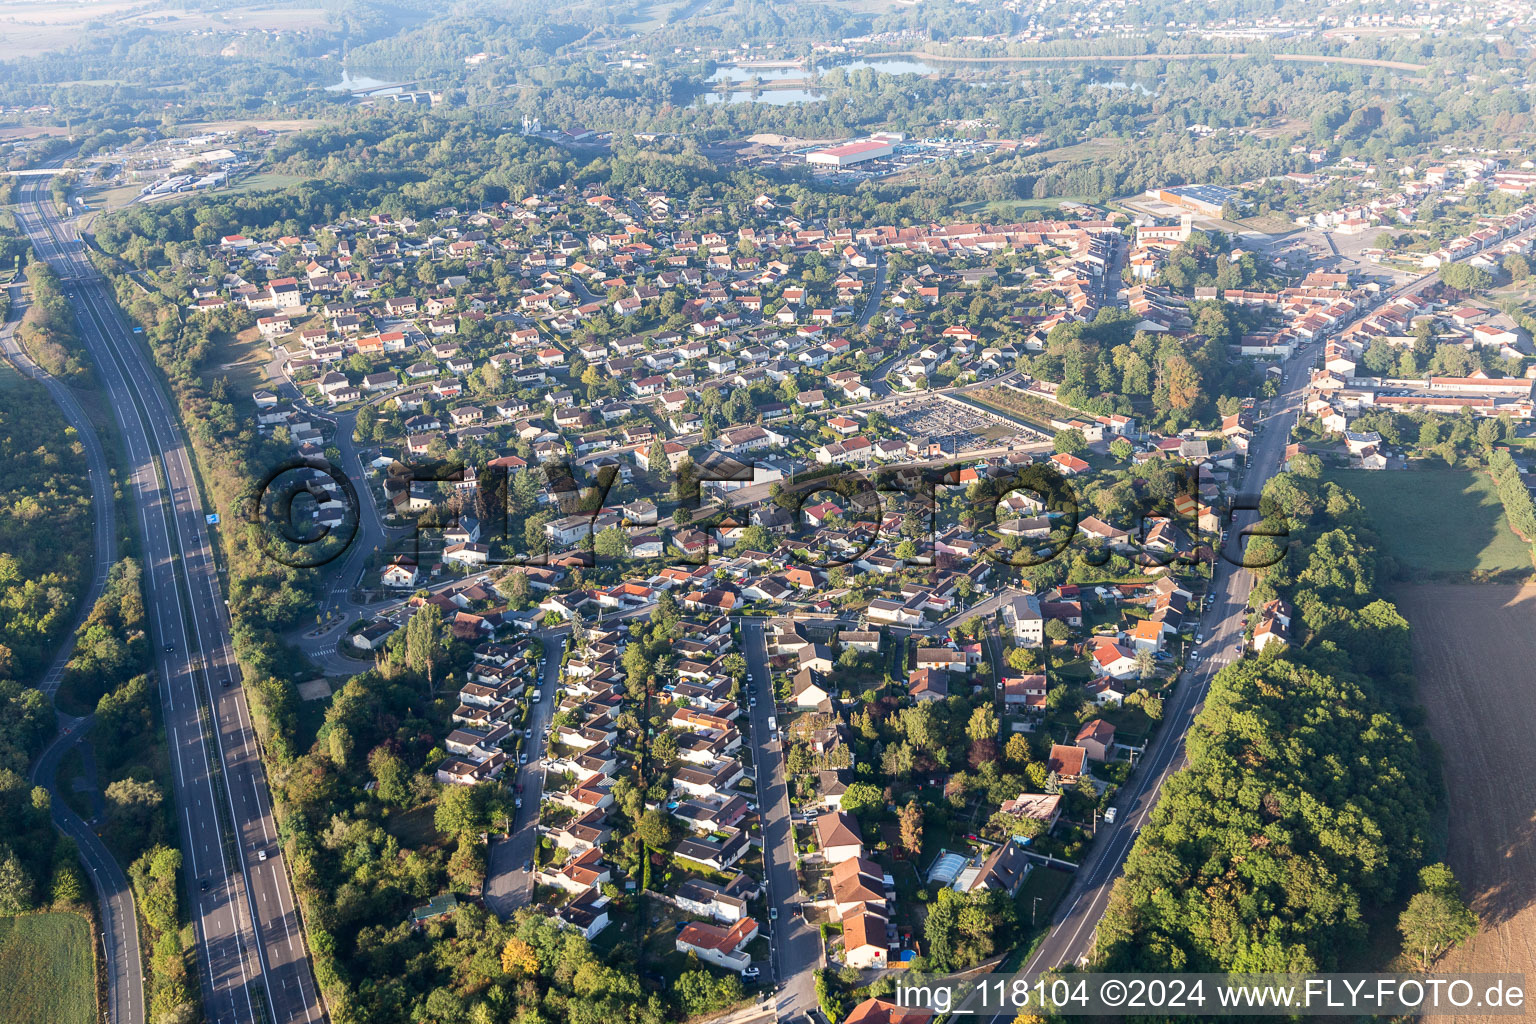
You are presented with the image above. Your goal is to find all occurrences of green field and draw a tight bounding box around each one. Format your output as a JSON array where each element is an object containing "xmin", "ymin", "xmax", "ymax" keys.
[
  {"xmin": 1325, "ymin": 468, "xmax": 1533, "ymax": 576},
  {"xmin": 0, "ymin": 914, "xmax": 95, "ymax": 1024}
]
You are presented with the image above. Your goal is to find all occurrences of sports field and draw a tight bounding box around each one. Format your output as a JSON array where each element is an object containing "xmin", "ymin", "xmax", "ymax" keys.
[
  {"xmin": 1324, "ymin": 468, "xmax": 1532, "ymax": 576},
  {"xmin": 0, "ymin": 913, "xmax": 95, "ymax": 1024}
]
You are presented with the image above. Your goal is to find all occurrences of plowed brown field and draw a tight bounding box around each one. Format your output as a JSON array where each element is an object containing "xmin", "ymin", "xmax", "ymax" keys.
[{"xmin": 1397, "ymin": 584, "xmax": 1536, "ymax": 1020}]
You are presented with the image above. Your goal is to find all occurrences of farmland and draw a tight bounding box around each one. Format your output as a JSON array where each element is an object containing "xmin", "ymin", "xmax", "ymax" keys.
[
  {"xmin": 1324, "ymin": 468, "xmax": 1533, "ymax": 578},
  {"xmin": 0, "ymin": 913, "xmax": 96, "ymax": 1024},
  {"xmin": 1397, "ymin": 583, "xmax": 1536, "ymax": 1020}
]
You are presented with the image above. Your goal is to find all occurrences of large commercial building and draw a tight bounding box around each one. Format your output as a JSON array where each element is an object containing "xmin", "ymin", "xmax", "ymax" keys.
[
  {"xmin": 1148, "ymin": 183, "xmax": 1240, "ymax": 216},
  {"xmin": 806, "ymin": 138, "xmax": 895, "ymax": 167}
]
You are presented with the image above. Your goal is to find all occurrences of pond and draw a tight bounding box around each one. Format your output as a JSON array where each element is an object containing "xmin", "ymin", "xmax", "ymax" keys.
[{"xmin": 705, "ymin": 58, "xmax": 938, "ymax": 83}]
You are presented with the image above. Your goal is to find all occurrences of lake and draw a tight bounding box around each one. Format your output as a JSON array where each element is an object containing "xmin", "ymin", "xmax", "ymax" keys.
[
  {"xmin": 699, "ymin": 58, "xmax": 939, "ymax": 105},
  {"xmin": 706, "ymin": 57, "xmax": 937, "ymax": 84}
]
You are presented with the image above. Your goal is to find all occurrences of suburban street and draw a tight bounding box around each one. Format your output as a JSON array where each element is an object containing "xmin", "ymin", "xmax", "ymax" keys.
[
  {"xmin": 974, "ymin": 248, "xmax": 1507, "ymax": 988},
  {"xmin": 739, "ymin": 620, "xmax": 821, "ymax": 1018},
  {"xmin": 484, "ymin": 634, "xmax": 566, "ymax": 917},
  {"xmin": 18, "ymin": 176, "xmax": 324, "ymax": 1024},
  {"xmin": 958, "ymin": 339, "xmax": 1320, "ymax": 1015},
  {"xmin": 855, "ymin": 252, "xmax": 886, "ymax": 331}
]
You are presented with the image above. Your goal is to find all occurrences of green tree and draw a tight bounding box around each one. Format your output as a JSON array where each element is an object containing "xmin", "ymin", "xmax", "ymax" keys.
[
  {"xmin": 594, "ymin": 526, "xmax": 630, "ymax": 560},
  {"xmin": 0, "ymin": 847, "xmax": 33, "ymax": 914},
  {"xmin": 50, "ymin": 858, "xmax": 85, "ymax": 905},
  {"xmin": 435, "ymin": 783, "xmax": 489, "ymax": 837},
  {"xmin": 404, "ymin": 602, "xmax": 447, "ymax": 693},
  {"xmin": 646, "ymin": 438, "xmax": 668, "ymax": 476},
  {"xmin": 966, "ymin": 705, "xmax": 997, "ymax": 744},
  {"xmin": 1399, "ymin": 864, "xmax": 1478, "ymax": 969},
  {"xmin": 1053, "ymin": 428, "xmax": 1087, "ymax": 455},
  {"xmin": 367, "ymin": 746, "xmax": 409, "ymax": 805},
  {"xmin": 1007, "ymin": 647, "xmax": 1040, "ymax": 672},
  {"xmin": 840, "ymin": 781, "xmax": 883, "ymax": 817},
  {"xmin": 635, "ymin": 808, "xmax": 674, "ymax": 850},
  {"xmin": 988, "ymin": 810, "xmax": 1047, "ymax": 840},
  {"xmin": 898, "ymin": 801, "xmax": 924, "ymax": 856}
]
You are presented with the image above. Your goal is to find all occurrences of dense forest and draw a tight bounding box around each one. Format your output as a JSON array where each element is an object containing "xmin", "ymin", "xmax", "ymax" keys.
[
  {"xmin": 0, "ymin": 370, "xmax": 96, "ymax": 928},
  {"xmin": 1094, "ymin": 464, "xmax": 1441, "ymax": 971},
  {"xmin": 0, "ymin": 364, "xmax": 94, "ymax": 681}
]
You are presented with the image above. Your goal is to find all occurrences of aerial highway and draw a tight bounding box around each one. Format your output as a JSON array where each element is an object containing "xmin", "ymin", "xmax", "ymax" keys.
[
  {"xmin": 4, "ymin": 280, "xmax": 145, "ymax": 1024},
  {"xmin": 16, "ymin": 175, "xmax": 324, "ymax": 1024}
]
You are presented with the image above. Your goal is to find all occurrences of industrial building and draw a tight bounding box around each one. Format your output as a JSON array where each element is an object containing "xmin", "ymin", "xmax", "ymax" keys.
[
  {"xmin": 805, "ymin": 138, "xmax": 895, "ymax": 167},
  {"xmin": 1148, "ymin": 183, "xmax": 1240, "ymax": 217}
]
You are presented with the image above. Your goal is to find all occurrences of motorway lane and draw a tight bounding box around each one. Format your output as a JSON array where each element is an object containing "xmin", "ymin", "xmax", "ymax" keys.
[
  {"xmin": 18, "ymin": 192, "xmax": 266, "ymax": 1024},
  {"xmin": 4, "ymin": 281, "xmax": 146, "ymax": 1024},
  {"xmin": 739, "ymin": 621, "xmax": 821, "ymax": 1017},
  {"xmin": 19, "ymin": 180, "xmax": 323, "ymax": 1024},
  {"xmin": 485, "ymin": 634, "xmax": 566, "ymax": 917}
]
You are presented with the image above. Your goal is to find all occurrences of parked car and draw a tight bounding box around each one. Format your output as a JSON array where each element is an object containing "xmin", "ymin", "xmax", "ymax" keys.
[
  {"xmin": 1103, "ymin": 807, "xmax": 1118, "ymax": 824},
  {"xmin": 742, "ymin": 967, "xmax": 760, "ymax": 980},
  {"xmin": 769, "ymin": 907, "xmax": 778, "ymax": 920}
]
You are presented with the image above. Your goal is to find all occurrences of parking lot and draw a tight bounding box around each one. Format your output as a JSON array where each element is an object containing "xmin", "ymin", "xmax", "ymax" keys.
[{"xmin": 885, "ymin": 396, "xmax": 1021, "ymax": 450}]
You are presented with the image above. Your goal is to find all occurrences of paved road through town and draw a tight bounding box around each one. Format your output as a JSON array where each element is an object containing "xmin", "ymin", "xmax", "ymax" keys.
[
  {"xmin": 959, "ymin": 337, "xmax": 1323, "ymax": 1020},
  {"xmin": 485, "ymin": 634, "xmax": 566, "ymax": 917},
  {"xmin": 739, "ymin": 620, "xmax": 821, "ymax": 1017}
]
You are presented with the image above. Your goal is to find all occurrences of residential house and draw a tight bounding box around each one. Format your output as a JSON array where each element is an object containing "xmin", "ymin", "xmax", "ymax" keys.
[
  {"xmin": 1075, "ymin": 719, "xmax": 1116, "ymax": 762},
  {"xmin": 815, "ymin": 811, "xmax": 865, "ymax": 865}
]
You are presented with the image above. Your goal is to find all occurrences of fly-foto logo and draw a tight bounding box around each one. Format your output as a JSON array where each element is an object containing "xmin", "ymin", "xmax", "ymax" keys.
[{"xmin": 244, "ymin": 454, "xmax": 1290, "ymax": 571}]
